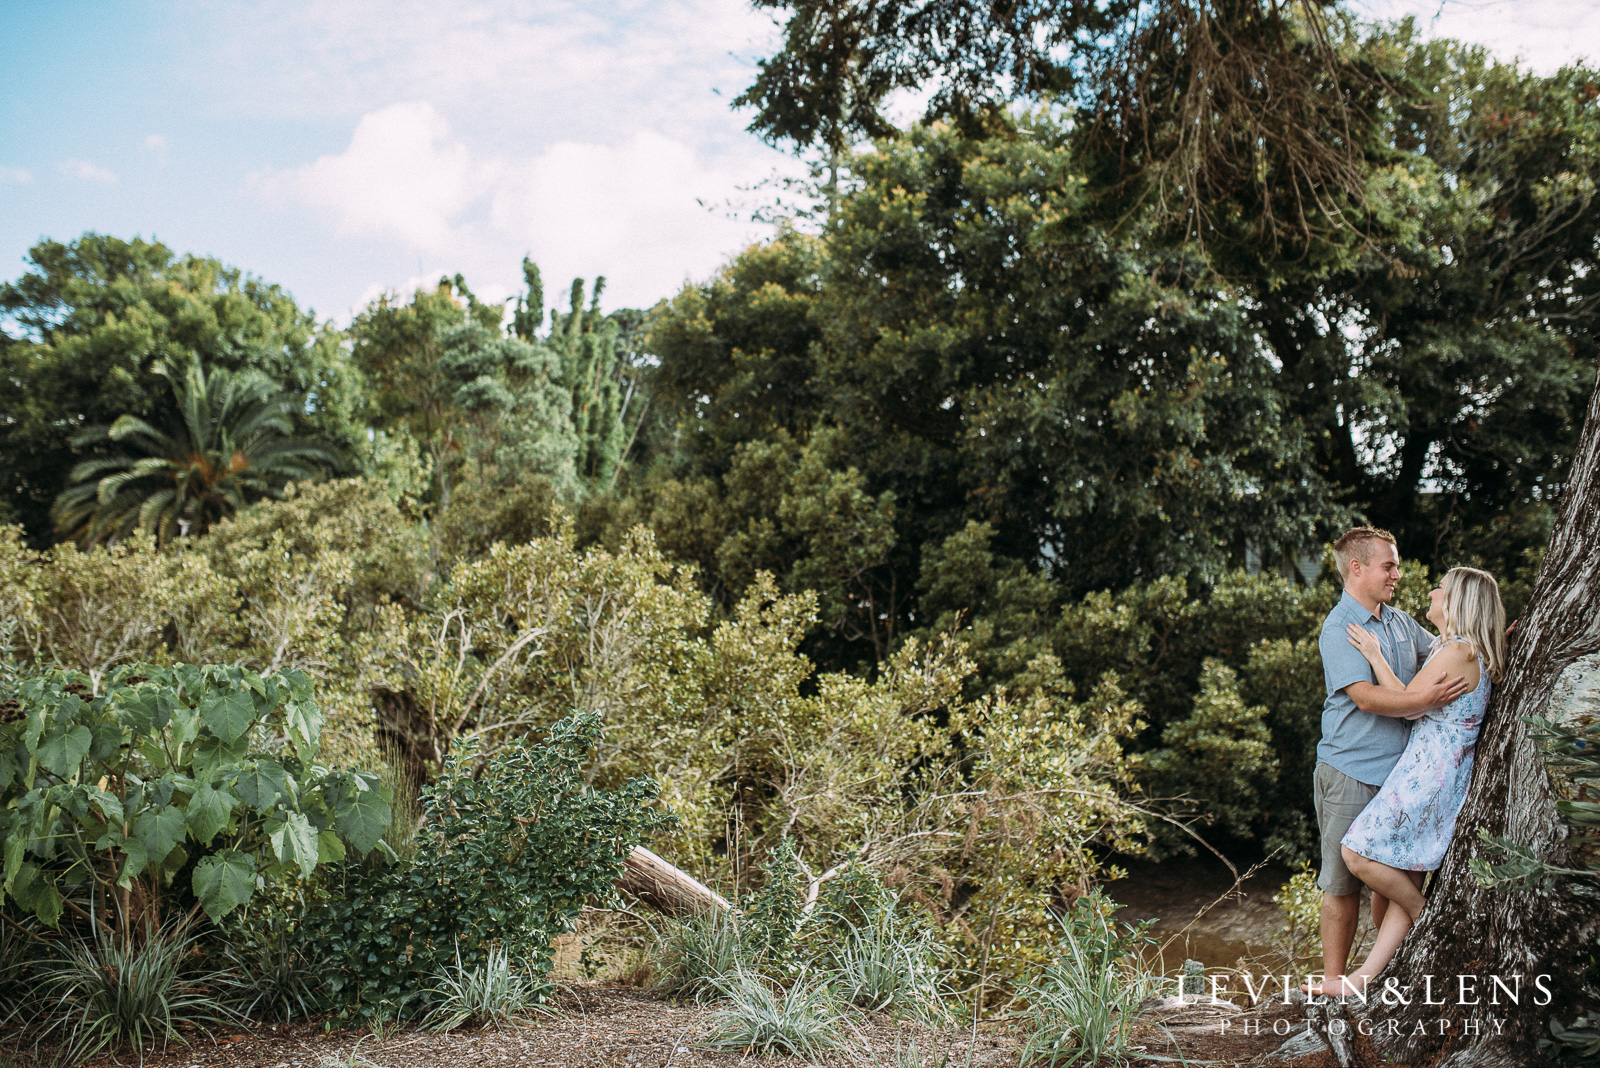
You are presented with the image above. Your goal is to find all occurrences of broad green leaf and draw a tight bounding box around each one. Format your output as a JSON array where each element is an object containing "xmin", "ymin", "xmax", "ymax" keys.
[
  {"xmin": 168, "ymin": 699, "xmax": 200, "ymax": 747},
  {"xmin": 118, "ymin": 687, "xmax": 175, "ymax": 734},
  {"xmin": 88, "ymin": 787, "xmax": 125, "ymax": 825},
  {"xmin": 186, "ymin": 781, "xmax": 237, "ymax": 845},
  {"xmin": 135, "ymin": 738, "xmax": 168, "ymax": 771},
  {"xmin": 10, "ymin": 862, "xmax": 62, "ymax": 926},
  {"xmin": 145, "ymin": 777, "xmax": 177, "ymax": 809},
  {"xmin": 134, "ymin": 804, "xmax": 186, "ymax": 860},
  {"xmin": 88, "ymin": 720, "xmax": 122, "ymax": 761},
  {"xmin": 282, "ymin": 700, "xmax": 322, "ymax": 760},
  {"xmin": 118, "ymin": 840, "xmax": 150, "ymax": 887},
  {"xmin": 234, "ymin": 760, "xmax": 288, "ymax": 811},
  {"xmin": 0, "ymin": 749, "xmax": 19, "ymax": 791},
  {"xmin": 36, "ymin": 725, "xmax": 92, "ymax": 778},
  {"xmin": 268, "ymin": 811, "xmax": 319, "ymax": 878},
  {"xmin": 191, "ymin": 850, "xmax": 256, "ymax": 921},
  {"xmin": 3, "ymin": 833, "xmax": 23, "ymax": 888},
  {"xmin": 285, "ymin": 669, "xmax": 314, "ymax": 704},
  {"xmin": 317, "ymin": 829, "xmax": 347, "ymax": 864},
  {"xmin": 23, "ymin": 702, "xmax": 45, "ymax": 751},
  {"xmin": 334, "ymin": 782, "xmax": 393, "ymax": 856},
  {"xmin": 160, "ymin": 841, "xmax": 189, "ymax": 877},
  {"xmin": 200, "ymin": 690, "xmax": 254, "ymax": 745},
  {"xmin": 191, "ymin": 735, "xmax": 247, "ymax": 783},
  {"xmin": 118, "ymin": 691, "xmax": 158, "ymax": 735}
]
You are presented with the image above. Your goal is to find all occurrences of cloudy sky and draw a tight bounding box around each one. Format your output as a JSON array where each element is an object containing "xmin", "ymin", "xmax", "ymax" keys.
[{"xmin": 3, "ymin": 0, "xmax": 1598, "ymax": 323}]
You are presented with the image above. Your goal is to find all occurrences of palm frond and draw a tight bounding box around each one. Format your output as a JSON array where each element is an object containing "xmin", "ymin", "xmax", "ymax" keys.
[{"xmin": 52, "ymin": 357, "xmax": 337, "ymax": 545}]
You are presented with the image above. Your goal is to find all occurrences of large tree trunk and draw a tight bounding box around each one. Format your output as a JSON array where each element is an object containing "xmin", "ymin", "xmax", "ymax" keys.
[{"xmin": 1356, "ymin": 367, "xmax": 1600, "ymax": 1066}]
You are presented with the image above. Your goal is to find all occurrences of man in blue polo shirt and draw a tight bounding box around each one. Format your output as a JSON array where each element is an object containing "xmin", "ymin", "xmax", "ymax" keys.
[{"xmin": 1314, "ymin": 527, "xmax": 1469, "ymax": 988}]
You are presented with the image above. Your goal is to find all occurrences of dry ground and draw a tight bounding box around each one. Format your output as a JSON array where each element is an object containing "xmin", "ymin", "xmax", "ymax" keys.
[
  {"xmin": 3, "ymin": 984, "xmax": 1335, "ymax": 1068},
  {"xmin": 4, "ymin": 984, "xmax": 1022, "ymax": 1068}
]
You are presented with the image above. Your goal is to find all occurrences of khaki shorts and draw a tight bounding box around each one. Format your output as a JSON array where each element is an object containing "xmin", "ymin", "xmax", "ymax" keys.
[{"xmin": 1314, "ymin": 762, "xmax": 1379, "ymax": 896}]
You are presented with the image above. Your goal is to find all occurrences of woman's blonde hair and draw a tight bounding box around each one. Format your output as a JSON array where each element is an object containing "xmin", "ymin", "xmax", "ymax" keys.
[{"xmin": 1439, "ymin": 566, "xmax": 1508, "ymax": 682}]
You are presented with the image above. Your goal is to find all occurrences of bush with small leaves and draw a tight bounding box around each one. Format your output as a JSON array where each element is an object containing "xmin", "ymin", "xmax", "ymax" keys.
[
  {"xmin": 306, "ymin": 712, "xmax": 671, "ymax": 1019},
  {"xmin": 739, "ymin": 835, "xmax": 805, "ymax": 973}
]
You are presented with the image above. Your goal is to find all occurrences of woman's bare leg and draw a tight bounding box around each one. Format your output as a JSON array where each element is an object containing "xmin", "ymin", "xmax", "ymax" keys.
[{"xmin": 1343, "ymin": 847, "xmax": 1425, "ymax": 919}]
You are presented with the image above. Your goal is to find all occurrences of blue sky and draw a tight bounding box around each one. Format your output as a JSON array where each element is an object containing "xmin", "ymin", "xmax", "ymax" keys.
[{"xmin": 3, "ymin": 0, "xmax": 1598, "ymax": 323}]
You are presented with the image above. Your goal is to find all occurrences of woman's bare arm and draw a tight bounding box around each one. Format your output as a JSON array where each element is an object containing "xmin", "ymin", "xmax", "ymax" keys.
[
  {"xmin": 1343, "ymin": 626, "xmax": 1476, "ymax": 717},
  {"xmin": 1345, "ymin": 624, "xmax": 1406, "ymax": 691}
]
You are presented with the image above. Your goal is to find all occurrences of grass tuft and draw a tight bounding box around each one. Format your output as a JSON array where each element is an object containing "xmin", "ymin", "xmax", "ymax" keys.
[
  {"xmin": 822, "ymin": 905, "xmax": 948, "ymax": 1023},
  {"xmin": 1018, "ymin": 892, "xmax": 1157, "ymax": 1067},
  {"xmin": 650, "ymin": 908, "xmax": 746, "ymax": 1001},
  {"xmin": 423, "ymin": 943, "xmax": 547, "ymax": 1032},
  {"xmin": 33, "ymin": 918, "xmax": 238, "ymax": 1066},
  {"xmin": 701, "ymin": 970, "xmax": 843, "ymax": 1056}
]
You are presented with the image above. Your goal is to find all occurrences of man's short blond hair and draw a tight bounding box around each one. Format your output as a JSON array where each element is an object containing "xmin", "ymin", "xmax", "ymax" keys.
[{"xmin": 1333, "ymin": 527, "xmax": 1398, "ymax": 579}]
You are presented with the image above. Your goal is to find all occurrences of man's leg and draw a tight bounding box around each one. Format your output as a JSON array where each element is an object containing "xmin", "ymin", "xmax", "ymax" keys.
[
  {"xmin": 1312, "ymin": 763, "xmax": 1380, "ymax": 981},
  {"xmin": 1321, "ymin": 891, "xmax": 1361, "ymax": 981}
]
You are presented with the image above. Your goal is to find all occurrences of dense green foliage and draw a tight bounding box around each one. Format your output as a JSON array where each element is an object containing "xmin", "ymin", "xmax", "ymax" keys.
[
  {"xmin": 0, "ymin": 662, "xmax": 391, "ymax": 929},
  {"xmin": 1, "ymin": 5, "xmax": 1596, "ymax": 1037},
  {"xmin": 304, "ymin": 713, "xmax": 667, "ymax": 1018},
  {"xmin": 0, "ymin": 235, "xmax": 363, "ymax": 545}
]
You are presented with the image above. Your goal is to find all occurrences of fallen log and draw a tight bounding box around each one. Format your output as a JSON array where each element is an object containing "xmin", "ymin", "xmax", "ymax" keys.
[{"xmin": 617, "ymin": 845, "xmax": 731, "ymax": 916}]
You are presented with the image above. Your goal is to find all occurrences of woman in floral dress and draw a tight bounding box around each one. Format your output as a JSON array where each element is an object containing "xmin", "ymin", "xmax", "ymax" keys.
[{"xmin": 1308, "ymin": 566, "xmax": 1506, "ymax": 996}]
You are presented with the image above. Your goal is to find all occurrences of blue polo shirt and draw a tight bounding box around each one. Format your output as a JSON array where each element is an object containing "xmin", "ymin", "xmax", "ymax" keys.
[{"xmin": 1317, "ymin": 591, "xmax": 1433, "ymax": 786}]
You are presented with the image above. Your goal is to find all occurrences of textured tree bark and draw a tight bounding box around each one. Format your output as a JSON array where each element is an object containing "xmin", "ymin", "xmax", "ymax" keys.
[
  {"xmin": 1355, "ymin": 366, "xmax": 1600, "ymax": 1067},
  {"xmin": 617, "ymin": 845, "xmax": 731, "ymax": 916}
]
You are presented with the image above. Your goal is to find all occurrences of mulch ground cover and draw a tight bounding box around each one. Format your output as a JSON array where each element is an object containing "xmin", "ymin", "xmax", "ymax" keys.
[
  {"xmin": 5, "ymin": 984, "xmax": 1023, "ymax": 1068},
  {"xmin": 4, "ymin": 984, "xmax": 1343, "ymax": 1067}
]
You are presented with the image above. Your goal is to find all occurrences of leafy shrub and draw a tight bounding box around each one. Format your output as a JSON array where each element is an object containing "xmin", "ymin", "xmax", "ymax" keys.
[
  {"xmin": 1271, "ymin": 864, "xmax": 1322, "ymax": 972},
  {"xmin": 1018, "ymin": 892, "xmax": 1157, "ymax": 1067},
  {"xmin": 702, "ymin": 971, "xmax": 843, "ymax": 1057},
  {"xmin": 738, "ymin": 835, "xmax": 805, "ymax": 973},
  {"xmin": 33, "ymin": 918, "xmax": 238, "ymax": 1065},
  {"xmin": 424, "ymin": 943, "xmax": 546, "ymax": 1032},
  {"xmin": 307, "ymin": 712, "xmax": 670, "ymax": 1018},
  {"xmin": 0, "ymin": 662, "xmax": 391, "ymax": 931}
]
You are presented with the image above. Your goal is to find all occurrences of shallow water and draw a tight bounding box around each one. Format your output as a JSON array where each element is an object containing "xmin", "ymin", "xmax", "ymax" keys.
[{"xmin": 1106, "ymin": 855, "xmax": 1299, "ymax": 977}]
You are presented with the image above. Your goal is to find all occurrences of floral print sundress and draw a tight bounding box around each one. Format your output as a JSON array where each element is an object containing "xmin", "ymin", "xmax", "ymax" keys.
[{"xmin": 1341, "ymin": 638, "xmax": 1491, "ymax": 872}]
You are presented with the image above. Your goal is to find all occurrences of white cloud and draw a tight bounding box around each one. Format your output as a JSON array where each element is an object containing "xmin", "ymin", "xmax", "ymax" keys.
[
  {"xmin": 190, "ymin": 0, "xmax": 780, "ymax": 150},
  {"xmin": 144, "ymin": 134, "xmax": 169, "ymax": 152},
  {"xmin": 264, "ymin": 101, "xmax": 772, "ymax": 315},
  {"xmin": 263, "ymin": 102, "xmax": 483, "ymax": 251},
  {"xmin": 0, "ymin": 165, "xmax": 32, "ymax": 184},
  {"xmin": 490, "ymin": 132, "xmax": 764, "ymax": 305},
  {"xmin": 1353, "ymin": 0, "xmax": 1600, "ymax": 73},
  {"xmin": 58, "ymin": 158, "xmax": 118, "ymax": 183}
]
